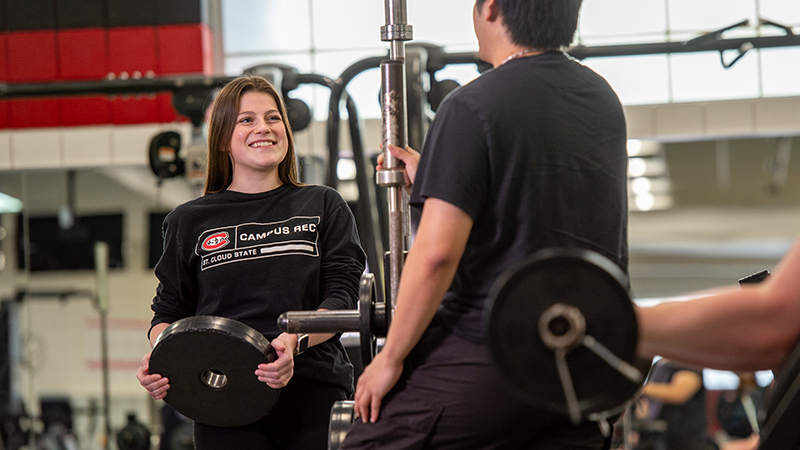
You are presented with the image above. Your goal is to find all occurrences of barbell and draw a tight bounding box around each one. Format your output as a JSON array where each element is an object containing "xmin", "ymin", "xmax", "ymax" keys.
[
  {"xmin": 147, "ymin": 250, "xmax": 800, "ymax": 450},
  {"xmin": 322, "ymin": 248, "xmax": 647, "ymax": 449},
  {"xmin": 278, "ymin": 272, "xmax": 386, "ymax": 367}
]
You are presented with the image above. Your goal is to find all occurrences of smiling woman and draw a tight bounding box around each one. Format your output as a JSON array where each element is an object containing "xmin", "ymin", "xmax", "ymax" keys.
[{"xmin": 136, "ymin": 74, "xmax": 367, "ymax": 450}]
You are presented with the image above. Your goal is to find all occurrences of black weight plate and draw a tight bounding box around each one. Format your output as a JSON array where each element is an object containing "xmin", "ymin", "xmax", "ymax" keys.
[
  {"xmin": 484, "ymin": 248, "xmax": 641, "ymax": 419},
  {"xmin": 758, "ymin": 339, "xmax": 800, "ymax": 450},
  {"xmin": 359, "ymin": 273, "xmax": 378, "ymax": 366},
  {"xmin": 149, "ymin": 316, "xmax": 279, "ymax": 427}
]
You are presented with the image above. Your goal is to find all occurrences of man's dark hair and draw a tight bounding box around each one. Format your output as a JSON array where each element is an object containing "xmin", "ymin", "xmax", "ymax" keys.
[{"xmin": 476, "ymin": 0, "xmax": 583, "ymax": 50}]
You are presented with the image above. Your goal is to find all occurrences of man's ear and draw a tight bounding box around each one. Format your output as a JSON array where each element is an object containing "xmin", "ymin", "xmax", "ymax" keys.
[{"xmin": 482, "ymin": 0, "xmax": 500, "ymax": 22}]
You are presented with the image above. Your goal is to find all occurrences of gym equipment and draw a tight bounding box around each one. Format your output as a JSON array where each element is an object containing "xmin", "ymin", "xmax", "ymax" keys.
[
  {"xmin": 568, "ymin": 18, "xmax": 800, "ymax": 69},
  {"xmin": 286, "ymin": 4, "xmax": 419, "ymax": 442},
  {"xmin": 116, "ymin": 413, "xmax": 150, "ymax": 450},
  {"xmin": 148, "ymin": 131, "xmax": 185, "ymax": 181},
  {"xmin": 242, "ymin": 64, "xmax": 315, "ymax": 133},
  {"xmin": 95, "ymin": 242, "xmax": 113, "ymax": 447},
  {"xmin": 377, "ymin": 0, "xmax": 413, "ymax": 315},
  {"xmin": 733, "ymin": 268, "xmax": 800, "ymax": 449},
  {"xmin": 328, "ymin": 400, "xmax": 356, "ymax": 450},
  {"xmin": 322, "ymin": 249, "xmax": 645, "ymax": 445},
  {"xmin": 759, "ymin": 339, "xmax": 800, "ymax": 449},
  {"xmin": 483, "ymin": 248, "xmax": 644, "ymax": 428},
  {"xmin": 149, "ymin": 316, "xmax": 279, "ymax": 427},
  {"xmin": 738, "ymin": 269, "xmax": 770, "ymax": 285},
  {"xmin": 278, "ymin": 273, "xmax": 385, "ymax": 367}
]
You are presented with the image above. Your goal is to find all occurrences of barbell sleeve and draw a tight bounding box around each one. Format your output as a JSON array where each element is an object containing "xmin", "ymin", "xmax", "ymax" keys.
[{"xmin": 277, "ymin": 310, "xmax": 361, "ymax": 334}]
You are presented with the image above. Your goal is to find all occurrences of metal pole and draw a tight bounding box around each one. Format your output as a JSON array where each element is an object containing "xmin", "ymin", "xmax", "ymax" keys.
[
  {"xmin": 377, "ymin": 0, "xmax": 413, "ymax": 321},
  {"xmin": 94, "ymin": 242, "xmax": 111, "ymax": 450}
]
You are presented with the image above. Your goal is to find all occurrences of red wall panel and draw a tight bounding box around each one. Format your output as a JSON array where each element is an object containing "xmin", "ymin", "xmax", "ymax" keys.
[
  {"xmin": 108, "ymin": 27, "xmax": 161, "ymax": 124},
  {"xmin": 110, "ymin": 95, "xmax": 161, "ymax": 124},
  {"xmin": 0, "ymin": 102, "xmax": 9, "ymax": 129},
  {"xmin": 60, "ymin": 96, "xmax": 111, "ymax": 126},
  {"xmin": 2, "ymin": 24, "xmax": 208, "ymax": 127},
  {"xmin": 158, "ymin": 23, "xmax": 213, "ymax": 75},
  {"xmin": 108, "ymin": 26, "xmax": 159, "ymax": 77},
  {"xmin": 9, "ymin": 99, "xmax": 60, "ymax": 128},
  {"xmin": 7, "ymin": 31, "xmax": 59, "ymax": 82},
  {"xmin": 58, "ymin": 29, "xmax": 111, "ymax": 124},
  {"xmin": 0, "ymin": 34, "xmax": 8, "ymax": 81},
  {"xmin": 158, "ymin": 93, "xmax": 178, "ymax": 122},
  {"xmin": 58, "ymin": 28, "xmax": 109, "ymax": 80}
]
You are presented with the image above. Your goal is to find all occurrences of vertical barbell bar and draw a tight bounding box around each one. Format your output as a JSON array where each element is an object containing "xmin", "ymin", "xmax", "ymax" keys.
[{"xmin": 377, "ymin": 0, "xmax": 413, "ymax": 322}]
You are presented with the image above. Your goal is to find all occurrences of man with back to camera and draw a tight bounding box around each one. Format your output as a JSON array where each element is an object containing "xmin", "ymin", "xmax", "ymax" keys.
[{"xmin": 341, "ymin": 0, "xmax": 629, "ymax": 448}]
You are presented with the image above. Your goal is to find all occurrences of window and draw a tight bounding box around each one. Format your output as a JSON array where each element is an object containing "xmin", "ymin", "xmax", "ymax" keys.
[{"xmin": 221, "ymin": 0, "xmax": 800, "ymax": 117}]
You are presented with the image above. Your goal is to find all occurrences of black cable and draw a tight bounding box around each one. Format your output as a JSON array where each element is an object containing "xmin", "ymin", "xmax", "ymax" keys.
[{"xmin": 298, "ymin": 74, "xmax": 385, "ymax": 294}]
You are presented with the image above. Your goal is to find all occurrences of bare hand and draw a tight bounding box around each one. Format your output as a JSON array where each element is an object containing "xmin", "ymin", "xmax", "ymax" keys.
[
  {"xmin": 255, "ymin": 332, "xmax": 297, "ymax": 389},
  {"xmin": 136, "ymin": 352, "xmax": 170, "ymax": 400},
  {"xmin": 353, "ymin": 351, "xmax": 403, "ymax": 423},
  {"xmin": 377, "ymin": 144, "xmax": 420, "ymax": 192}
]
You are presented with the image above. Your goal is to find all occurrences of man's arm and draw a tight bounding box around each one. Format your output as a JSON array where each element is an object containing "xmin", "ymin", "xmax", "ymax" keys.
[
  {"xmin": 353, "ymin": 197, "xmax": 473, "ymax": 423},
  {"xmin": 637, "ymin": 235, "xmax": 800, "ymax": 372},
  {"xmin": 641, "ymin": 369, "xmax": 702, "ymax": 405}
]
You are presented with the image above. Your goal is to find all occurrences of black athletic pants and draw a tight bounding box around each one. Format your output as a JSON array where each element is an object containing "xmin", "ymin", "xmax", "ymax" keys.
[
  {"xmin": 341, "ymin": 322, "xmax": 611, "ymax": 450},
  {"xmin": 193, "ymin": 377, "xmax": 348, "ymax": 450}
]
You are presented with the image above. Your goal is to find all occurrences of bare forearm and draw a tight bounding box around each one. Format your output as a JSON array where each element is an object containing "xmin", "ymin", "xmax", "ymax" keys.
[
  {"xmin": 149, "ymin": 322, "xmax": 170, "ymax": 348},
  {"xmin": 638, "ymin": 235, "xmax": 800, "ymax": 371},
  {"xmin": 379, "ymin": 198, "xmax": 472, "ymax": 365},
  {"xmin": 641, "ymin": 371, "xmax": 701, "ymax": 404},
  {"xmin": 380, "ymin": 246, "xmax": 460, "ymax": 363},
  {"xmin": 642, "ymin": 382, "xmax": 688, "ymax": 404},
  {"xmin": 637, "ymin": 285, "xmax": 797, "ymax": 371}
]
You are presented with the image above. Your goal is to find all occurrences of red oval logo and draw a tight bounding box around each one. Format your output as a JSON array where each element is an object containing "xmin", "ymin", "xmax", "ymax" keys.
[{"xmin": 202, "ymin": 232, "xmax": 230, "ymax": 251}]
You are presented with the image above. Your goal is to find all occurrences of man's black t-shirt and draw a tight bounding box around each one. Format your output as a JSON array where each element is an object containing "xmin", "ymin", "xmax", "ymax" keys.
[{"xmin": 411, "ymin": 51, "xmax": 629, "ymax": 344}]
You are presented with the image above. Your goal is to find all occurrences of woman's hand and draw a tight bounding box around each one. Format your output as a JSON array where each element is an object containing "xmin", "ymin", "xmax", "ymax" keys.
[
  {"xmin": 255, "ymin": 332, "xmax": 297, "ymax": 389},
  {"xmin": 136, "ymin": 352, "xmax": 170, "ymax": 400},
  {"xmin": 377, "ymin": 144, "xmax": 420, "ymax": 192}
]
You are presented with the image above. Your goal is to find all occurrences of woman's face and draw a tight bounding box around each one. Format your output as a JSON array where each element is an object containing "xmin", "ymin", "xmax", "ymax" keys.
[{"xmin": 228, "ymin": 90, "xmax": 288, "ymax": 179}]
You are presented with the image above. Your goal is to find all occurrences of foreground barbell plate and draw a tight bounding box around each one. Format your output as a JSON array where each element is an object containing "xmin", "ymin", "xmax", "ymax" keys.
[
  {"xmin": 149, "ymin": 316, "xmax": 279, "ymax": 427},
  {"xmin": 484, "ymin": 248, "xmax": 643, "ymax": 423}
]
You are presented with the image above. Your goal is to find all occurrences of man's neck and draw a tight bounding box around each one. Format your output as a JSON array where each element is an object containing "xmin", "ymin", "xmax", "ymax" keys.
[{"xmin": 497, "ymin": 47, "xmax": 545, "ymax": 67}]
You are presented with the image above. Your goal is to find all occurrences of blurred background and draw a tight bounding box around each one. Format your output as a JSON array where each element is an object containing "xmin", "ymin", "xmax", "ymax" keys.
[{"xmin": 0, "ymin": 0, "xmax": 798, "ymax": 448}]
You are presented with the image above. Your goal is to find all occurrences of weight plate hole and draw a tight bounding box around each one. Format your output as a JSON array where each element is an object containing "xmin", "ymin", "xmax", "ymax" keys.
[
  {"xmin": 200, "ymin": 368, "xmax": 228, "ymax": 389},
  {"xmin": 548, "ymin": 316, "xmax": 571, "ymax": 336}
]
